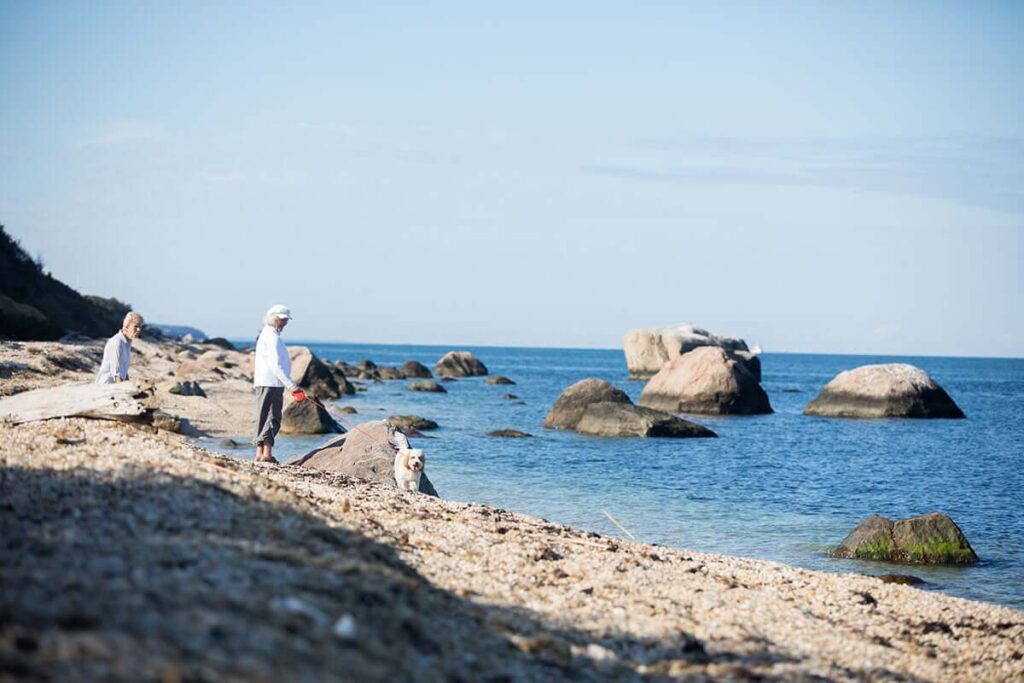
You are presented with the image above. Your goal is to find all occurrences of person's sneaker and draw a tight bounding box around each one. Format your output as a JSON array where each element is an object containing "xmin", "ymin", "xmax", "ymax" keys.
[{"xmin": 255, "ymin": 453, "xmax": 279, "ymax": 464}]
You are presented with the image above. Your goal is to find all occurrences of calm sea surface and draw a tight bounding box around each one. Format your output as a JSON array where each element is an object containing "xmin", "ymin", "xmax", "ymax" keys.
[{"xmin": 212, "ymin": 343, "xmax": 1024, "ymax": 609}]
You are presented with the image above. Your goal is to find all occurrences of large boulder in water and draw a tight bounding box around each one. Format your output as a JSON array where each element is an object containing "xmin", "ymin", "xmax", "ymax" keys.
[
  {"xmin": 638, "ymin": 346, "xmax": 772, "ymax": 415},
  {"xmin": 575, "ymin": 403, "xmax": 716, "ymax": 438},
  {"xmin": 289, "ymin": 420, "xmax": 438, "ymax": 496},
  {"xmin": 543, "ymin": 379, "xmax": 631, "ymax": 430},
  {"xmin": 280, "ymin": 399, "xmax": 344, "ymax": 435},
  {"xmin": 804, "ymin": 364, "xmax": 964, "ymax": 419},
  {"xmin": 435, "ymin": 351, "xmax": 488, "ymax": 378},
  {"xmin": 544, "ymin": 378, "xmax": 716, "ymax": 438},
  {"xmin": 829, "ymin": 513, "xmax": 978, "ymax": 565},
  {"xmin": 624, "ymin": 324, "xmax": 759, "ymax": 379},
  {"xmin": 289, "ymin": 346, "xmax": 344, "ymax": 399}
]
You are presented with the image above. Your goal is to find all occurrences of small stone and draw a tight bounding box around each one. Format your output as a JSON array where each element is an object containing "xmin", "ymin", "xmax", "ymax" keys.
[{"xmin": 332, "ymin": 613, "xmax": 357, "ymax": 641}]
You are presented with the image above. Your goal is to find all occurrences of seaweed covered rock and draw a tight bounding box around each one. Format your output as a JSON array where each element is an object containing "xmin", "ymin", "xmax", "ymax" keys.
[
  {"xmin": 829, "ymin": 513, "xmax": 978, "ymax": 565},
  {"xmin": 435, "ymin": 351, "xmax": 488, "ymax": 378},
  {"xmin": 638, "ymin": 346, "xmax": 772, "ymax": 415},
  {"xmin": 805, "ymin": 364, "xmax": 965, "ymax": 419}
]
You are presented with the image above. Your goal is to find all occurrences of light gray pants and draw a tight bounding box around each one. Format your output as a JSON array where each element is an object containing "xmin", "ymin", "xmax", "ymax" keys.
[{"xmin": 254, "ymin": 386, "xmax": 284, "ymax": 446}]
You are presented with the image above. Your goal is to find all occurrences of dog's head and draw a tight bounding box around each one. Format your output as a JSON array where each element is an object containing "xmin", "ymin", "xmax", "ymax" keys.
[{"xmin": 398, "ymin": 448, "xmax": 425, "ymax": 473}]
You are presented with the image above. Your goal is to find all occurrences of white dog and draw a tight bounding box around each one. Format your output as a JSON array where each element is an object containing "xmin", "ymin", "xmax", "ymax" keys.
[{"xmin": 394, "ymin": 448, "xmax": 426, "ymax": 492}]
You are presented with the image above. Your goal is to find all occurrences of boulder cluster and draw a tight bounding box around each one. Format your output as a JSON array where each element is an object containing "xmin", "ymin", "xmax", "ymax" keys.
[{"xmin": 543, "ymin": 379, "xmax": 716, "ymax": 438}]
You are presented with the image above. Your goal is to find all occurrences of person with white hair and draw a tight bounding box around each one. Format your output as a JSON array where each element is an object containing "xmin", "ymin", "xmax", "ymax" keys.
[
  {"xmin": 253, "ymin": 304, "xmax": 306, "ymax": 464},
  {"xmin": 96, "ymin": 311, "xmax": 145, "ymax": 384}
]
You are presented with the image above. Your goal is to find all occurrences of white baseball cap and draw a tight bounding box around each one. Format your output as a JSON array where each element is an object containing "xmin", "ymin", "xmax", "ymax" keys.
[{"xmin": 266, "ymin": 304, "xmax": 292, "ymax": 320}]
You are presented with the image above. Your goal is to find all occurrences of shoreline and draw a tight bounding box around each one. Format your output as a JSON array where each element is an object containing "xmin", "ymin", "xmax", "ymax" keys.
[{"xmin": 1, "ymin": 338, "xmax": 1023, "ymax": 679}]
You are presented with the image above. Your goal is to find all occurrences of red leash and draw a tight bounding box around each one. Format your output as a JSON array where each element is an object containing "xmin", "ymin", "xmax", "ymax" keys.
[{"xmin": 304, "ymin": 394, "xmax": 399, "ymax": 448}]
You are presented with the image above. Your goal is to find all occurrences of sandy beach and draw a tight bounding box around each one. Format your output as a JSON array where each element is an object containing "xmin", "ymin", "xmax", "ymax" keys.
[{"xmin": 1, "ymin": 338, "xmax": 1023, "ymax": 681}]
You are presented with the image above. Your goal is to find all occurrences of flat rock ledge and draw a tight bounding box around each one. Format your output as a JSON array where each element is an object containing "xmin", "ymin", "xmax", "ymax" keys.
[
  {"xmin": 830, "ymin": 513, "xmax": 979, "ymax": 565},
  {"xmin": 805, "ymin": 363, "xmax": 965, "ymax": 419},
  {"xmin": 544, "ymin": 378, "xmax": 716, "ymax": 438}
]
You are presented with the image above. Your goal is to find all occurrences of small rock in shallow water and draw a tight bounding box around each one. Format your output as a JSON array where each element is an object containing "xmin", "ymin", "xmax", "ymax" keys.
[
  {"xmin": 876, "ymin": 574, "xmax": 925, "ymax": 586},
  {"xmin": 487, "ymin": 429, "xmax": 532, "ymax": 438}
]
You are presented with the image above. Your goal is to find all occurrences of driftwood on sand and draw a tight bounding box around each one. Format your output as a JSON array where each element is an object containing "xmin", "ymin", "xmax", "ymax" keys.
[{"xmin": 0, "ymin": 381, "xmax": 151, "ymax": 424}]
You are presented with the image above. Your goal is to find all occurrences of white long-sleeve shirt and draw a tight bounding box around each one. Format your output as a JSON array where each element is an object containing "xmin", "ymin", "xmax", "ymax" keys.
[
  {"xmin": 96, "ymin": 331, "xmax": 132, "ymax": 385},
  {"xmin": 254, "ymin": 325, "xmax": 298, "ymax": 389}
]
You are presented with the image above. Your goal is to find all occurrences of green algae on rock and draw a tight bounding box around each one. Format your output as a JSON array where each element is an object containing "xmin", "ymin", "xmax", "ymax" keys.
[{"xmin": 830, "ymin": 513, "xmax": 978, "ymax": 565}]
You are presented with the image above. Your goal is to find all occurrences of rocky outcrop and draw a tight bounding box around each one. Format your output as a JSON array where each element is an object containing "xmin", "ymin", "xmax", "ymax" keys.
[
  {"xmin": 485, "ymin": 376, "xmax": 515, "ymax": 385},
  {"xmin": 289, "ymin": 347, "xmax": 344, "ymax": 399},
  {"xmin": 280, "ymin": 400, "xmax": 343, "ymax": 435},
  {"xmin": 624, "ymin": 324, "xmax": 759, "ymax": 379},
  {"xmin": 435, "ymin": 351, "xmax": 488, "ymax": 378},
  {"xmin": 290, "ymin": 420, "xmax": 438, "ymax": 496},
  {"xmin": 0, "ymin": 226, "xmax": 131, "ymax": 341},
  {"xmin": 830, "ymin": 513, "xmax": 978, "ymax": 565},
  {"xmin": 544, "ymin": 378, "xmax": 715, "ymax": 438},
  {"xmin": 638, "ymin": 347, "xmax": 772, "ymax": 415},
  {"xmin": 804, "ymin": 364, "xmax": 965, "ymax": 419},
  {"xmin": 543, "ymin": 379, "xmax": 632, "ymax": 430},
  {"xmin": 409, "ymin": 380, "xmax": 447, "ymax": 393},
  {"xmin": 575, "ymin": 403, "xmax": 717, "ymax": 438}
]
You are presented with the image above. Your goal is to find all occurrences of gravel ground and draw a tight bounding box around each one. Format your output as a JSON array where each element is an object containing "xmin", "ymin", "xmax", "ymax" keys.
[{"xmin": 2, "ymin": 418, "xmax": 1022, "ymax": 681}]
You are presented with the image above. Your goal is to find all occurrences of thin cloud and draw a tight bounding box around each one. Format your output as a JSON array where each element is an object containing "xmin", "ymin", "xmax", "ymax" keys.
[
  {"xmin": 77, "ymin": 121, "xmax": 169, "ymax": 149},
  {"xmin": 590, "ymin": 135, "xmax": 1024, "ymax": 214}
]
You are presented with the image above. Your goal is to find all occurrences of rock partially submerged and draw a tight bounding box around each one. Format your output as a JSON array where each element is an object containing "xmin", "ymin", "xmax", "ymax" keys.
[
  {"xmin": 290, "ymin": 420, "xmax": 438, "ymax": 496},
  {"xmin": 485, "ymin": 376, "xmax": 515, "ymax": 385},
  {"xmin": 544, "ymin": 379, "xmax": 715, "ymax": 438},
  {"xmin": 487, "ymin": 429, "xmax": 532, "ymax": 438},
  {"xmin": 805, "ymin": 364, "xmax": 965, "ymax": 419},
  {"xmin": 409, "ymin": 380, "xmax": 447, "ymax": 393},
  {"xmin": 281, "ymin": 399, "xmax": 344, "ymax": 435},
  {"xmin": 638, "ymin": 346, "xmax": 772, "ymax": 415},
  {"xmin": 435, "ymin": 351, "xmax": 488, "ymax": 378},
  {"xmin": 400, "ymin": 360, "xmax": 433, "ymax": 378},
  {"xmin": 575, "ymin": 403, "xmax": 717, "ymax": 438},
  {"xmin": 624, "ymin": 324, "xmax": 760, "ymax": 380},
  {"xmin": 543, "ymin": 379, "xmax": 631, "ymax": 430},
  {"xmin": 829, "ymin": 513, "xmax": 978, "ymax": 565},
  {"xmin": 388, "ymin": 415, "xmax": 439, "ymax": 433}
]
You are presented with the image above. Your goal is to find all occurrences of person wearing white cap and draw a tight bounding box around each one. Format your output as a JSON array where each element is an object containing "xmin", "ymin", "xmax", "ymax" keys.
[{"xmin": 253, "ymin": 304, "xmax": 306, "ymax": 464}]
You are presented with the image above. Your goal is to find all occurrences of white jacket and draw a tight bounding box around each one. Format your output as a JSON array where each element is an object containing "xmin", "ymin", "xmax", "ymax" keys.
[{"xmin": 254, "ymin": 325, "xmax": 298, "ymax": 389}]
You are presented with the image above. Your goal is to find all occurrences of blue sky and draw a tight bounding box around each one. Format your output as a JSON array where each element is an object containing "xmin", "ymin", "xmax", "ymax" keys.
[{"xmin": 2, "ymin": 1, "xmax": 1022, "ymax": 356}]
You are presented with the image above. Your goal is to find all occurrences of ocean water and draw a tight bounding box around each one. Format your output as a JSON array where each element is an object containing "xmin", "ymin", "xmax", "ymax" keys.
[{"xmin": 213, "ymin": 343, "xmax": 1024, "ymax": 609}]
